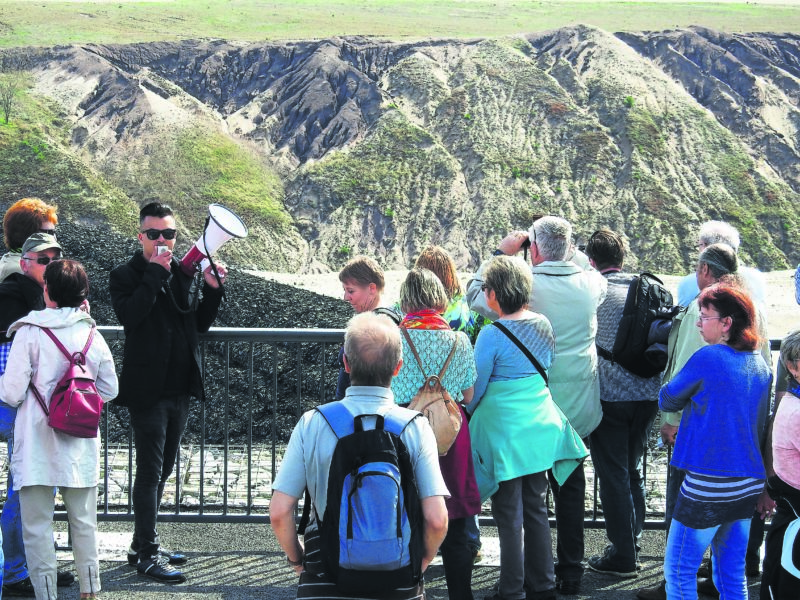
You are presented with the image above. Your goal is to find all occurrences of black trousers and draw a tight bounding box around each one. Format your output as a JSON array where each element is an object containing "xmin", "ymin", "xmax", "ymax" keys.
[
  {"xmin": 548, "ymin": 459, "xmax": 586, "ymax": 579},
  {"xmin": 129, "ymin": 394, "xmax": 191, "ymax": 558}
]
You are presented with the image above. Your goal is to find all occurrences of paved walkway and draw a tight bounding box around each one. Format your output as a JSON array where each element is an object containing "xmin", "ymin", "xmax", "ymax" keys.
[{"xmin": 48, "ymin": 521, "xmax": 765, "ymax": 599}]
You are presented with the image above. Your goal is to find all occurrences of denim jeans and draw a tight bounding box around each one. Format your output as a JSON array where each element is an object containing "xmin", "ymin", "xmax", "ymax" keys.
[
  {"xmin": 0, "ymin": 404, "xmax": 25, "ymax": 585},
  {"xmin": 548, "ymin": 454, "xmax": 586, "ymax": 579},
  {"xmin": 492, "ymin": 472, "xmax": 554, "ymax": 598},
  {"xmin": 665, "ymin": 518, "xmax": 750, "ymax": 600},
  {"xmin": 589, "ymin": 400, "xmax": 658, "ymax": 569},
  {"xmin": 129, "ymin": 394, "xmax": 190, "ymax": 558}
]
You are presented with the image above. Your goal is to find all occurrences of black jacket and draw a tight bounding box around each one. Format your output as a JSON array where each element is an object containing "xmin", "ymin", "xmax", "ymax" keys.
[
  {"xmin": 109, "ymin": 251, "xmax": 223, "ymax": 410},
  {"xmin": 0, "ymin": 273, "xmax": 45, "ymax": 343}
]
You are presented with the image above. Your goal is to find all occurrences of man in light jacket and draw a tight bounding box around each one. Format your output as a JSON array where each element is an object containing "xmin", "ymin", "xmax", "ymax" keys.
[{"xmin": 467, "ymin": 216, "xmax": 607, "ymax": 595}]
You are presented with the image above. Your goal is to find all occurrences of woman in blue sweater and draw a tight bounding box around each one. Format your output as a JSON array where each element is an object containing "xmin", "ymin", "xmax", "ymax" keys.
[{"xmin": 660, "ymin": 284, "xmax": 772, "ymax": 600}]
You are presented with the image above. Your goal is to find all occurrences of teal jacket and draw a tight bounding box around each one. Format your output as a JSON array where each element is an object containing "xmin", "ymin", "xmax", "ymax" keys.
[{"xmin": 469, "ymin": 375, "xmax": 588, "ymax": 502}]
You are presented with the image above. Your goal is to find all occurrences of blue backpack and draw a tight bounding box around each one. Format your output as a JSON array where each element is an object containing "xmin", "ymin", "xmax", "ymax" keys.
[{"xmin": 314, "ymin": 402, "xmax": 424, "ymax": 595}]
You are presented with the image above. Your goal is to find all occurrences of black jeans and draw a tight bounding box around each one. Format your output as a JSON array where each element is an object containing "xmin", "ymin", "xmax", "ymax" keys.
[
  {"xmin": 548, "ymin": 458, "xmax": 586, "ymax": 579},
  {"xmin": 439, "ymin": 517, "xmax": 475, "ymax": 600},
  {"xmin": 129, "ymin": 394, "xmax": 191, "ymax": 558},
  {"xmin": 589, "ymin": 400, "xmax": 659, "ymax": 569}
]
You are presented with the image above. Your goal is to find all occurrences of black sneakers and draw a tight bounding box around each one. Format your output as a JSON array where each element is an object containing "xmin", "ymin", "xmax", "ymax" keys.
[
  {"xmin": 127, "ymin": 545, "xmax": 188, "ymax": 566},
  {"xmin": 555, "ymin": 575, "xmax": 582, "ymax": 595},
  {"xmin": 137, "ymin": 554, "xmax": 187, "ymax": 584},
  {"xmin": 587, "ymin": 553, "xmax": 639, "ymax": 579}
]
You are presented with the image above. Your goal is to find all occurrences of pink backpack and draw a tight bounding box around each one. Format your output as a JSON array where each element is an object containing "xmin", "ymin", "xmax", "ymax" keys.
[{"xmin": 30, "ymin": 326, "xmax": 104, "ymax": 438}]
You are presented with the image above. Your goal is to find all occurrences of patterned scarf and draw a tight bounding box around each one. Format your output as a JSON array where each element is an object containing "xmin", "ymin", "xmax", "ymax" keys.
[{"xmin": 400, "ymin": 309, "xmax": 451, "ymax": 330}]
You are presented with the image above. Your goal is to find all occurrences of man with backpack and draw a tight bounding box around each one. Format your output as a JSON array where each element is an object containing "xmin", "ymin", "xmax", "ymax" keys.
[
  {"xmin": 270, "ymin": 312, "xmax": 449, "ymax": 599},
  {"xmin": 583, "ymin": 229, "xmax": 663, "ymax": 579}
]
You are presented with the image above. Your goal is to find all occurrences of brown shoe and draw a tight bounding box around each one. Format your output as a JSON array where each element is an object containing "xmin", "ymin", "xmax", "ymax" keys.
[{"xmin": 636, "ymin": 579, "xmax": 666, "ymax": 600}]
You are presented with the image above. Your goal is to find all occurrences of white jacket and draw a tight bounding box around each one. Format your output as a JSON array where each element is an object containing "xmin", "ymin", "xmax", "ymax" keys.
[{"xmin": 0, "ymin": 307, "xmax": 118, "ymax": 489}]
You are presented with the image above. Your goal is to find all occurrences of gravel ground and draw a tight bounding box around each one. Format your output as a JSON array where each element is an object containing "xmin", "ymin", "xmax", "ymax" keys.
[{"xmin": 49, "ymin": 521, "xmax": 764, "ymax": 599}]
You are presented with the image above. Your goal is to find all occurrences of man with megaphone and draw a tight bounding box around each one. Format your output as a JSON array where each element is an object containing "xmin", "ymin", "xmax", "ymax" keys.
[{"xmin": 109, "ymin": 202, "xmax": 228, "ymax": 584}]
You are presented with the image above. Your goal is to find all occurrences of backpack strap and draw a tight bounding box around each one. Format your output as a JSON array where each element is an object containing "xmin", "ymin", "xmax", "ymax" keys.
[
  {"xmin": 492, "ymin": 321, "xmax": 549, "ymax": 386},
  {"xmin": 400, "ymin": 328, "xmax": 428, "ymax": 378},
  {"xmin": 29, "ymin": 383, "xmax": 50, "ymax": 416},
  {"xmin": 315, "ymin": 402, "xmax": 356, "ymax": 439},
  {"xmin": 382, "ymin": 405, "xmax": 424, "ymax": 436},
  {"xmin": 28, "ymin": 325, "xmax": 97, "ymax": 417},
  {"xmin": 40, "ymin": 326, "xmax": 96, "ymax": 367},
  {"xmin": 401, "ymin": 328, "xmax": 458, "ymax": 382}
]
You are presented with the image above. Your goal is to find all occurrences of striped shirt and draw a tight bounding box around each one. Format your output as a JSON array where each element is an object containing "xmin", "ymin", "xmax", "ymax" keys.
[{"xmin": 673, "ymin": 471, "xmax": 765, "ymax": 529}]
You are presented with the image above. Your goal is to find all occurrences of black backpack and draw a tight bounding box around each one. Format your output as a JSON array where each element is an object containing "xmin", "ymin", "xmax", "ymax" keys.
[
  {"xmin": 314, "ymin": 402, "xmax": 425, "ymax": 595},
  {"xmin": 597, "ymin": 272, "xmax": 677, "ymax": 378}
]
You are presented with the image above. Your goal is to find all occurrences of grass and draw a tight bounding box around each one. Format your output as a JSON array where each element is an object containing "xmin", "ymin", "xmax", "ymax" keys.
[
  {"xmin": 0, "ymin": 1, "xmax": 799, "ymax": 48},
  {"xmin": 0, "ymin": 91, "xmax": 139, "ymax": 232}
]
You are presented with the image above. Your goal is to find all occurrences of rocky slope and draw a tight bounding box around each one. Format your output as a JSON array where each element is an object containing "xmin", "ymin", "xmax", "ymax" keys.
[{"xmin": 6, "ymin": 26, "xmax": 800, "ymax": 273}]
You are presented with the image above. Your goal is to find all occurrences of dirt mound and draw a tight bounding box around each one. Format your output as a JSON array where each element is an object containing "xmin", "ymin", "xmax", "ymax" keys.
[{"xmin": 11, "ymin": 27, "xmax": 800, "ymax": 275}]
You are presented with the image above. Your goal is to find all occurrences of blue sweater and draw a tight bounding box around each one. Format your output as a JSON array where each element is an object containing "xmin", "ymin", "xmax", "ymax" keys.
[{"xmin": 659, "ymin": 344, "xmax": 771, "ymax": 479}]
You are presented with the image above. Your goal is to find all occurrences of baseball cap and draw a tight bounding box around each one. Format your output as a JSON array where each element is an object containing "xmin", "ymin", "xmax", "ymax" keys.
[{"xmin": 21, "ymin": 232, "xmax": 62, "ymax": 255}]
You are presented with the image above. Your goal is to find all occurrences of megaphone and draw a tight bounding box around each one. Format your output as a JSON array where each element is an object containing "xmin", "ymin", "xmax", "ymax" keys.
[{"xmin": 180, "ymin": 203, "xmax": 248, "ymax": 277}]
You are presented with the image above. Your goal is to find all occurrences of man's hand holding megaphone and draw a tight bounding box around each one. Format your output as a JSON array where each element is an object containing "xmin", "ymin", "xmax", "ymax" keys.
[{"xmin": 203, "ymin": 263, "xmax": 227, "ymax": 289}]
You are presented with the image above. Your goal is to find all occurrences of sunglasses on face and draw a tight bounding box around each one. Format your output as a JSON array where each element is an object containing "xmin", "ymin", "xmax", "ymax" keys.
[
  {"xmin": 141, "ymin": 228, "xmax": 177, "ymax": 241},
  {"xmin": 38, "ymin": 228, "xmax": 56, "ymax": 236},
  {"xmin": 23, "ymin": 255, "xmax": 61, "ymax": 266}
]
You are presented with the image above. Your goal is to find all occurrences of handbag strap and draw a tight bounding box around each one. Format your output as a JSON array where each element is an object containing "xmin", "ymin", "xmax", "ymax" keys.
[
  {"xmin": 400, "ymin": 327, "xmax": 458, "ymax": 381},
  {"xmin": 492, "ymin": 321, "xmax": 549, "ymax": 386}
]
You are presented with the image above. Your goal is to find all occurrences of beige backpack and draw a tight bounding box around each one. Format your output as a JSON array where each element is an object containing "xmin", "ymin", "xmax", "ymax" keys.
[{"xmin": 401, "ymin": 328, "xmax": 462, "ymax": 455}]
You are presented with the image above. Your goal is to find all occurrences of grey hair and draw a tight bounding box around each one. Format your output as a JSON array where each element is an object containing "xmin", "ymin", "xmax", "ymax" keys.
[
  {"xmin": 484, "ymin": 255, "xmax": 532, "ymax": 315},
  {"xmin": 780, "ymin": 329, "xmax": 800, "ymax": 370},
  {"xmin": 699, "ymin": 221, "xmax": 740, "ymax": 250},
  {"xmin": 530, "ymin": 216, "xmax": 572, "ymax": 261},
  {"xmin": 699, "ymin": 243, "xmax": 738, "ymax": 279},
  {"xmin": 400, "ymin": 268, "xmax": 448, "ymax": 314},
  {"xmin": 343, "ymin": 312, "xmax": 402, "ymax": 388}
]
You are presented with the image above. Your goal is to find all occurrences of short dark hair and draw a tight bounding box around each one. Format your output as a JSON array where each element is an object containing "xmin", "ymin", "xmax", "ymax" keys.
[
  {"xmin": 139, "ymin": 202, "xmax": 174, "ymax": 224},
  {"xmin": 585, "ymin": 228, "xmax": 624, "ymax": 270},
  {"xmin": 698, "ymin": 283, "xmax": 759, "ymax": 351},
  {"xmin": 338, "ymin": 255, "xmax": 385, "ymax": 292},
  {"xmin": 44, "ymin": 260, "xmax": 89, "ymax": 308},
  {"xmin": 3, "ymin": 198, "xmax": 58, "ymax": 251}
]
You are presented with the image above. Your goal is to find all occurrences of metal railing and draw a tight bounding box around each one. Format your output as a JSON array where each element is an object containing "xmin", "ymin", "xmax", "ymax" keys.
[{"xmin": 5, "ymin": 328, "xmax": 780, "ymax": 528}]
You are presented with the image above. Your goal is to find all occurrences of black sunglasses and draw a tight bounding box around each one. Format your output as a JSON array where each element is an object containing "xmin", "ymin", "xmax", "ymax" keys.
[
  {"xmin": 141, "ymin": 228, "xmax": 177, "ymax": 241},
  {"xmin": 23, "ymin": 255, "xmax": 61, "ymax": 266}
]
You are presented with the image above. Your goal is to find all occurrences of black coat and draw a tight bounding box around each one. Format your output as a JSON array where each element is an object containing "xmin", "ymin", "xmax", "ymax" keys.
[
  {"xmin": 0, "ymin": 273, "xmax": 45, "ymax": 343},
  {"xmin": 109, "ymin": 251, "xmax": 223, "ymax": 410}
]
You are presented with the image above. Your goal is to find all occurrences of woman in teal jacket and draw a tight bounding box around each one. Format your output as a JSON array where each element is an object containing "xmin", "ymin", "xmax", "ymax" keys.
[{"xmin": 466, "ymin": 256, "xmax": 586, "ymax": 600}]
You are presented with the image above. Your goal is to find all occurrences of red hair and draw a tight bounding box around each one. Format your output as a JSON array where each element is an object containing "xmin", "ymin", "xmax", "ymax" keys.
[
  {"xmin": 698, "ymin": 284, "xmax": 760, "ymax": 351},
  {"xmin": 3, "ymin": 198, "xmax": 58, "ymax": 251}
]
